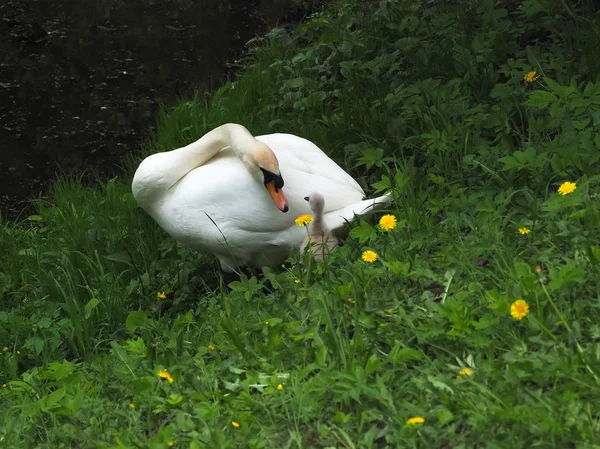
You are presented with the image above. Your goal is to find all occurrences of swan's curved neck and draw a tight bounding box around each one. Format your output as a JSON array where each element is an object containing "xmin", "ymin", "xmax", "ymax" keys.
[
  {"xmin": 165, "ymin": 123, "xmax": 258, "ymax": 185},
  {"xmin": 187, "ymin": 123, "xmax": 257, "ymax": 166}
]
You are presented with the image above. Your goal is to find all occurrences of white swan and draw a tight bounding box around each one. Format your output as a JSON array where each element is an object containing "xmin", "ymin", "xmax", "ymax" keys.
[
  {"xmin": 300, "ymin": 192, "xmax": 340, "ymax": 260},
  {"xmin": 132, "ymin": 123, "xmax": 391, "ymax": 272}
]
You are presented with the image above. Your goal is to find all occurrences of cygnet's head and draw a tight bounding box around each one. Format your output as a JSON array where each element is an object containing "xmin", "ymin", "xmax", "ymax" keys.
[{"xmin": 304, "ymin": 192, "xmax": 325, "ymax": 217}]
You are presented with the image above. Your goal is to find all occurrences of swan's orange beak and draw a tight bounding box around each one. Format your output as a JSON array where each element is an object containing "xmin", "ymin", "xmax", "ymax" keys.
[{"xmin": 266, "ymin": 181, "xmax": 289, "ymax": 213}]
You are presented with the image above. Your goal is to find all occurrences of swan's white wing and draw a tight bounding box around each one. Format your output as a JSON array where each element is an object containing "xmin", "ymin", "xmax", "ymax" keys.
[{"xmin": 324, "ymin": 192, "xmax": 393, "ymax": 233}]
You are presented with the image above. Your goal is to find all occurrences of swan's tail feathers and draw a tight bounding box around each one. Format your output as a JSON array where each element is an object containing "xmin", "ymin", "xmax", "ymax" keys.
[{"xmin": 325, "ymin": 192, "xmax": 393, "ymax": 238}]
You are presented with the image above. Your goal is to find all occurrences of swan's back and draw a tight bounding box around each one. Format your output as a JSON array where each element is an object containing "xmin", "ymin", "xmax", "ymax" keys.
[{"xmin": 256, "ymin": 133, "xmax": 365, "ymax": 212}]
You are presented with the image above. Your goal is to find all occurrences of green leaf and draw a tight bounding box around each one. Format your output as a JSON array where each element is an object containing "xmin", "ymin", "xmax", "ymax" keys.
[
  {"xmin": 45, "ymin": 387, "xmax": 66, "ymax": 409},
  {"xmin": 525, "ymin": 91, "xmax": 557, "ymax": 109},
  {"xmin": 428, "ymin": 173, "xmax": 445, "ymax": 185},
  {"xmin": 264, "ymin": 317, "xmax": 283, "ymax": 327},
  {"xmin": 69, "ymin": 388, "xmax": 84, "ymax": 413},
  {"xmin": 338, "ymin": 60, "xmax": 358, "ymax": 69},
  {"xmin": 365, "ymin": 354, "xmax": 381, "ymax": 377},
  {"xmin": 356, "ymin": 147, "xmax": 384, "ymax": 169},
  {"xmin": 124, "ymin": 337, "xmax": 147, "ymax": 356},
  {"xmin": 385, "ymin": 261, "xmax": 410, "ymax": 277},
  {"xmin": 120, "ymin": 192, "xmax": 136, "ymax": 205},
  {"xmin": 514, "ymin": 262, "xmax": 531, "ymax": 278},
  {"xmin": 438, "ymin": 408, "xmax": 454, "ymax": 425},
  {"xmin": 220, "ymin": 316, "xmax": 253, "ymax": 362},
  {"xmin": 105, "ymin": 252, "xmax": 133, "ymax": 267},
  {"xmin": 349, "ymin": 221, "xmax": 376, "ymax": 244},
  {"xmin": 283, "ymin": 77, "xmax": 305, "ymax": 89},
  {"xmin": 173, "ymin": 311, "xmax": 194, "ymax": 330},
  {"xmin": 372, "ymin": 175, "xmax": 391, "ymax": 193},
  {"xmin": 30, "ymin": 336, "xmax": 45, "ymax": 356},
  {"xmin": 126, "ymin": 311, "xmax": 148, "ymax": 333},
  {"xmin": 387, "ymin": 346, "xmax": 422, "ymax": 365},
  {"xmin": 549, "ymin": 261, "xmax": 586, "ymax": 291},
  {"xmin": 427, "ymin": 375, "xmax": 454, "ymax": 395},
  {"xmin": 84, "ymin": 298, "xmax": 101, "ymax": 319}
]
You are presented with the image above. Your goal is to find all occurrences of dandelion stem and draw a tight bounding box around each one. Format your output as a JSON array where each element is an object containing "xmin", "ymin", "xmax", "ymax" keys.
[{"xmin": 539, "ymin": 282, "xmax": 570, "ymax": 332}]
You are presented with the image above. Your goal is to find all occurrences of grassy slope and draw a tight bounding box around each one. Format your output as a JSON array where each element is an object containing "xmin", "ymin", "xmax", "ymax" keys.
[{"xmin": 2, "ymin": 0, "xmax": 600, "ymax": 447}]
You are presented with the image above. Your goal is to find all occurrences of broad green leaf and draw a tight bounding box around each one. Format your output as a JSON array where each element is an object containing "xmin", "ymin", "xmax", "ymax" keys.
[
  {"xmin": 514, "ymin": 262, "xmax": 531, "ymax": 278},
  {"xmin": 126, "ymin": 311, "xmax": 148, "ymax": 333},
  {"xmin": 45, "ymin": 387, "xmax": 66, "ymax": 409},
  {"xmin": 525, "ymin": 91, "xmax": 557, "ymax": 108},
  {"xmin": 365, "ymin": 354, "xmax": 381, "ymax": 377},
  {"xmin": 349, "ymin": 221, "xmax": 376, "ymax": 244},
  {"xmin": 427, "ymin": 375, "xmax": 454, "ymax": 395}
]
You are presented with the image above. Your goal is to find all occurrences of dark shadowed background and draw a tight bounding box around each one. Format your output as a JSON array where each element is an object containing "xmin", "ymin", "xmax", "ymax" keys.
[{"xmin": 0, "ymin": 0, "xmax": 303, "ymax": 221}]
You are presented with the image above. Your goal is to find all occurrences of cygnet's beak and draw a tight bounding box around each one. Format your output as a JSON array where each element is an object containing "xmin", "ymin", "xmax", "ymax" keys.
[
  {"xmin": 266, "ymin": 181, "xmax": 289, "ymax": 213},
  {"xmin": 304, "ymin": 196, "xmax": 309, "ymax": 202}
]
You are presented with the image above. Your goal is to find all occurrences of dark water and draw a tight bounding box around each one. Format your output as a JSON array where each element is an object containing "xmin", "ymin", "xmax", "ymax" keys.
[{"xmin": 0, "ymin": 0, "xmax": 299, "ymax": 221}]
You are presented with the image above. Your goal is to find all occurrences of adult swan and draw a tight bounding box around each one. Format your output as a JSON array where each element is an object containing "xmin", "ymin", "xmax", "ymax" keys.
[{"xmin": 132, "ymin": 123, "xmax": 391, "ymax": 272}]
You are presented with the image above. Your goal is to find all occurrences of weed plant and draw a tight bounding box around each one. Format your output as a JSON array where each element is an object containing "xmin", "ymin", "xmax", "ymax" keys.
[{"xmin": 1, "ymin": 0, "xmax": 600, "ymax": 447}]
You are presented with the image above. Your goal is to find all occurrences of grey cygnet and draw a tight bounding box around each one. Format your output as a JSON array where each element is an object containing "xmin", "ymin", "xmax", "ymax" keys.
[{"xmin": 300, "ymin": 192, "xmax": 340, "ymax": 260}]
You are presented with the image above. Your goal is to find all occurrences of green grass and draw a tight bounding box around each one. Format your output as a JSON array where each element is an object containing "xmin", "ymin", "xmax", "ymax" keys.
[{"xmin": 2, "ymin": 0, "xmax": 600, "ymax": 447}]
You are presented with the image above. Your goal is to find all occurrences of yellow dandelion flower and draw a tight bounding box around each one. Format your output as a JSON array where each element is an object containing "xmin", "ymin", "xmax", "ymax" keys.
[
  {"xmin": 294, "ymin": 279, "xmax": 300, "ymax": 284},
  {"xmin": 277, "ymin": 384, "xmax": 283, "ymax": 391},
  {"xmin": 208, "ymin": 344, "xmax": 215, "ymax": 351},
  {"xmin": 17, "ymin": 351, "xmax": 20, "ymax": 355},
  {"xmin": 406, "ymin": 416, "xmax": 425, "ymax": 426},
  {"xmin": 535, "ymin": 264, "xmax": 542, "ymax": 273},
  {"xmin": 158, "ymin": 369, "xmax": 174, "ymax": 383},
  {"xmin": 232, "ymin": 421, "xmax": 240, "ymax": 428},
  {"xmin": 2, "ymin": 347, "xmax": 7, "ymax": 352},
  {"xmin": 510, "ymin": 299, "xmax": 529, "ymax": 320},
  {"xmin": 558, "ymin": 181, "xmax": 576, "ymax": 196},
  {"xmin": 129, "ymin": 403, "xmax": 135, "ymax": 409},
  {"xmin": 157, "ymin": 291, "xmax": 166, "ymax": 299},
  {"xmin": 457, "ymin": 367, "xmax": 473, "ymax": 377},
  {"xmin": 295, "ymin": 214, "xmax": 313, "ymax": 226},
  {"xmin": 347, "ymin": 298, "xmax": 355, "ymax": 304},
  {"xmin": 265, "ymin": 321, "xmax": 269, "ymax": 325},
  {"xmin": 518, "ymin": 227, "xmax": 530, "ymax": 235},
  {"xmin": 2, "ymin": 384, "xmax": 6, "ymax": 388},
  {"xmin": 379, "ymin": 214, "xmax": 397, "ymax": 231},
  {"xmin": 168, "ymin": 443, "xmax": 174, "ymax": 448},
  {"xmin": 523, "ymin": 71, "xmax": 539, "ymax": 83},
  {"xmin": 361, "ymin": 250, "xmax": 378, "ymax": 263}
]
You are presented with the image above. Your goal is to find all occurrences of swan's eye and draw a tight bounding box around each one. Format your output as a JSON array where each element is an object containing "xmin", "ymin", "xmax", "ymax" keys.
[{"xmin": 260, "ymin": 168, "xmax": 284, "ymax": 189}]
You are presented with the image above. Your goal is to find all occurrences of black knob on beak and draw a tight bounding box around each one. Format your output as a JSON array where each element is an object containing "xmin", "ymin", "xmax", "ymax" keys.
[{"xmin": 304, "ymin": 196, "xmax": 309, "ymax": 202}]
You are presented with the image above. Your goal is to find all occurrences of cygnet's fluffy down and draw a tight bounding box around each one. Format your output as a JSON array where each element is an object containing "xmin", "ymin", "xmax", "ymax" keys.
[{"xmin": 300, "ymin": 192, "xmax": 340, "ymax": 260}]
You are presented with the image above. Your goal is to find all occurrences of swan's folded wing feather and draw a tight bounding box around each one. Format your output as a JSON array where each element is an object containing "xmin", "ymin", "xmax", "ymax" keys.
[
  {"xmin": 324, "ymin": 193, "xmax": 393, "ymax": 234},
  {"xmin": 256, "ymin": 133, "xmax": 365, "ymax": 203}
]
